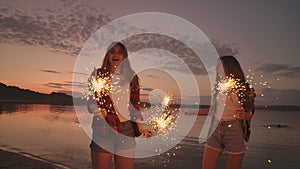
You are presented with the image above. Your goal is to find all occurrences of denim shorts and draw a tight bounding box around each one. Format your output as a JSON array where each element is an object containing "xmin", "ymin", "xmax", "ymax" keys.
[
  {"xmin": 90, "ymin": 120, "xmax": 136, "ymax": 155},
  {"xmin": 205, "ymin": 120, "xmax": 246, "ymax": 154}
]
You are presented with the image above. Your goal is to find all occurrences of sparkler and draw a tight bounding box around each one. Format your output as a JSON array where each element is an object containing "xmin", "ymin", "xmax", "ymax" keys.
[
  {"xmin": 85, "ymin": 69, "xmax": 122, "ymax": 132},
  {"xmin": 162, "ymin": 95, "xmax": 171, "ymax": 108},
  {"xmin": 148, "ymin": 94, "xmax": 178, "ymax": 134},
  {"xmin": 216, "ymin": 75, "xmax": 242, "ymax": 94},
  {"xmin": 245, "ymin": 69, "xmax": 271, "ymax": 98},
  {"xmin": 85, "ymin": 70, "xmax": 113, "ymax": 101},
  {"xmin": 215, "ymin": 75, "xmax": 255, "ymax": 106},
  {"xmin": 151, "ymin": 110, "xmax": 175, "ymax": 133}
]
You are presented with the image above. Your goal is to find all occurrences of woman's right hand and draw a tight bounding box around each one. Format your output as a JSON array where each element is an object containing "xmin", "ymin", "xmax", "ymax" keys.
[
  {"xmin": 98, "ymin": 108, "xmax": 107, "ymax": 119},
  {"xmin": 137, "ymin": 123, "xmax": 154, "ymax": 138},
  {"xmin": 94, "ymin": 108, "xmax": 107, "ymax": 119},
  {"xmin": 140, "ymin": 128, "xmax": 154, "ymax": 138}
]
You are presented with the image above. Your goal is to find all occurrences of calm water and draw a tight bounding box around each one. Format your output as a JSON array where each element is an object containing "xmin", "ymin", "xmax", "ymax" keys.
[{"xmin": 0, "ymin": 104, "xmax": 299, "ymax": 169}]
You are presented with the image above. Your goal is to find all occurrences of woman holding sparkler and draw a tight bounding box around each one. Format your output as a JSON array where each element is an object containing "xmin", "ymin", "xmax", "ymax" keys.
[
  {"xmin": 202, "ymin": 55, "xmax": 255, "ymax": 169},
  {"xmin": 87, "ymin": 42, "xmax": 154, "ymax": 169}
]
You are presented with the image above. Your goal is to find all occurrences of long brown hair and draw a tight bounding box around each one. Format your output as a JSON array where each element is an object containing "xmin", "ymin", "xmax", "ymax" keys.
[
  {"xmin": 217, "ymin": 55, "xmax": 245, "ymax": 82},
  {"xmin": 100, "ymin": 42, "xmax": 139, "ymax": 91},
  {"xmin": 214, "ymin": 55, "xmax": 254, "ymax": 110}
]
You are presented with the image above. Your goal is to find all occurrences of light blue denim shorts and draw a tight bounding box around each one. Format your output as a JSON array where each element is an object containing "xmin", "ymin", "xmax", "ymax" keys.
[
  {"xmin": 90, "ymin": 120, "xmax": 136, "ymax": 154},
  {"xmin": 205, "ymin": 120, "xmax": 246, "ymax": 154}
]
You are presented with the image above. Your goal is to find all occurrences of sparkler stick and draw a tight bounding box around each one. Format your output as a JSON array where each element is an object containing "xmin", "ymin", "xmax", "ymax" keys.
[
  {"xmin": 162, "ymin": 95, "xmax": 172, "ymax": 120},
  {"xmin": 162, "ymin": 95, "xmax": 171, "ymax": 108},
  {"xmin": 150, "ymin": 94, "xmax": 177, "ymax": 133},
  {"xmin": 216, "ymin": 75, "xmax": 241, "ymax": 94},
  {"xmin": 87, "ymin": 69, "xmax": 122, "ymax": 132}
]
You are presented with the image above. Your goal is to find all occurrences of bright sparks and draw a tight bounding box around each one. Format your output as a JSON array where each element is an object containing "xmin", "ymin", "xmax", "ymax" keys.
[
  {"xmin": 147, "ymin": 93, "xmax": 178, "ymax": 135},
  {"xmin": 215, "ymin": 75, "xmax": 255, "ymax": 107},
  {"xmin": 85, "ymin": 74, "xmax": 112, "ymax": 100},
  {"xmin": 92, "ymin": 78, "xmax": 106, "ymax": 93},
  {"xmin": 156, "ymin": 116, "xmax": 169, "ymax": 131},
  {"xmin": 152, "ymin": 112, "xmax": 174, "ymax": 133},
  {"xmin": 216, "ymin": 76, "xmax": 241, "ymax": 93},
  {"xmin": 162, "ymin": 95, "xmax": 172, "ymax": 108}
]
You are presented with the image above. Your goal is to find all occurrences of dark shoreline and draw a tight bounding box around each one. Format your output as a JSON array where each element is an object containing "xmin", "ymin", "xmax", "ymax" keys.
[{"xmin": 0, "ymin": 148, "xmax": 68, "ymax": 169}]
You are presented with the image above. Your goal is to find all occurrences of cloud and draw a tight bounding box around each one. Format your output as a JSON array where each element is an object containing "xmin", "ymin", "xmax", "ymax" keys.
[
  {"xmin": 141, "ymin": 87, "xmax": 154, "ymax": 92},
  {"xmin": 123, "ymin": 34, "xmax": 237, "ymax": 76},
  {"xmin": 39, "ymin": 69, "xmax": 61, "ymax": 74},
  {"xmin": 44, "ymin": 82, "xmax": 64, "ymax": 89},
  {"xmin": 256, "ymin": 63, "xmax": 289, "ymax": 73},
  {"xmin": 122, "ymin": 34, "xmax": 206, "ymax": 75},
  {"xmin": 256, "ymin": 63, "xmax": 300, "ymax": 78},
  {"xmin": 211, "ymin": 40, "xmax": 238, "ymax": 57},
  {"xmin": 44, "ymin": 81, "xmax": 85, "ymax": 89},
  {"xmin": 0, "ymin": 1, "xmax": 238, "ymax": 75},
  {"xmin": 0, "ymin": 0, "xmax": 111, "ymax": 56},
  {"xmin": 69, "ymin": 71, "xmax": 89, "ymax": 76}
]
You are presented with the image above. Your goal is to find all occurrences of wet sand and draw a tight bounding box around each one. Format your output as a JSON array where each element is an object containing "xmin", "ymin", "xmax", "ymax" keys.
[{"xmin": 0, "ymin": 148, "xmax": 68, "ymax": 169}]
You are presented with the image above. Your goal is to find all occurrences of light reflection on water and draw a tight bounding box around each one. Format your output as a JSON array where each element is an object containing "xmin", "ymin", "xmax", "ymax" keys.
[
  {"xmin": 0, "ymin": 104, "xmax": 299, "ymax": 169},
  {"xmin": 0, "ymin": 104, "xmax": 91, "ymax": 169}
]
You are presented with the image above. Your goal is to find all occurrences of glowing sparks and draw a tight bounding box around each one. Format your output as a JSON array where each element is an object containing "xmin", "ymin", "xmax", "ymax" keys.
[
  {"xmin": 146, "ymin": 93, "xmax": 179, "ymax": 138},
  {"xmin": 162, "ymin": 95, "xmax": 172, "ymax": 108},
  {"xmin": 92, "ymin": 77, "xmax": 108, "ymax": 93},
  {"xmin": 215, "ymin": 75, "xmax": 255, "ymax": 109},
  {"xmin": 245, "ymin": 69, "xmax": 279, "ymax": 101},
  {"xmin": 85, "ymin": 74, "xmax": 114, "ymax": 101},
  {"xmin": 151, "ymin": 111, "xmax": 175, "ymax": 133},
  {"xmin": 156, "ymin": 116, "xmax": 170, "ymax": 131},
  {"xmin": 151, "ymin": 94, "xmax": 177, "ymax": 133},
  {"xmin": 216, "ymin": 76, "xmax": 240, "ymax": 93}
]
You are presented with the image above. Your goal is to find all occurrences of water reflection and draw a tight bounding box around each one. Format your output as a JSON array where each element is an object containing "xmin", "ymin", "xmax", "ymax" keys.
[
  {"xmin": 0, "ymin": 104, "xmax": 91, "ymax": 169},
  {"xmin": 0, "ymin": 103, "xmax": 79, "ymax": 123},
  {"xmin": 0, "ymin": 103, "xmax": 34, "ymax": 114},
  {"xmin": 0, "ymin": 104, "xmax": 299, "ymax": 169},
  {"xmin": 49, "ymin": 104, "xmax": 76, "ymax": 114},
  {"xmin": 48, "ymin": 105, "xmax": 80, "ymax": 123}
]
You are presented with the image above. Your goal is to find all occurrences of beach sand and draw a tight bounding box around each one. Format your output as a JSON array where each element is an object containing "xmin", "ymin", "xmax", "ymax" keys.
[
  {"xmin": 134, "ymin": 138, "xmax": 228, "ymax": 169},
  {"xmin": 0, "ymin": 149, "xmax": 67, "ymax": 169},
  {"xmin": 0, "ymin": 142, "xmax": 223, "ymax": 169}
]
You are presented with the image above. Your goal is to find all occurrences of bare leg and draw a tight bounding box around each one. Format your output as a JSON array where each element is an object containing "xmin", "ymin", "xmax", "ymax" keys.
[
  {"xmin": 226, "ymin": 153, "xmax": 244, "ymax": 169},
  {"xmin": 202, "ymin": 147, "xmax": 222, "ymax": 169},
  {"xmin": 114, "ymin": 155, "xmax": 134, "ymax": 169},
  {"xmin": 91, "ymin": 150, "xmax": 113, "ymax": 169}
]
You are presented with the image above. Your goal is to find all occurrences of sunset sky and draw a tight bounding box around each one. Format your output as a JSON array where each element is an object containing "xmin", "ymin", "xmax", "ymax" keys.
[{"xmin": 0, "ymin": 0, "xmax": 299, "ymax": 106}]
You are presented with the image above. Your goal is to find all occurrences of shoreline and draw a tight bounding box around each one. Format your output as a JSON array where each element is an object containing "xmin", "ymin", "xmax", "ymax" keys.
[{"xmin": 0, "ymin": 147, "xmax": 69, "ymax": 169}]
